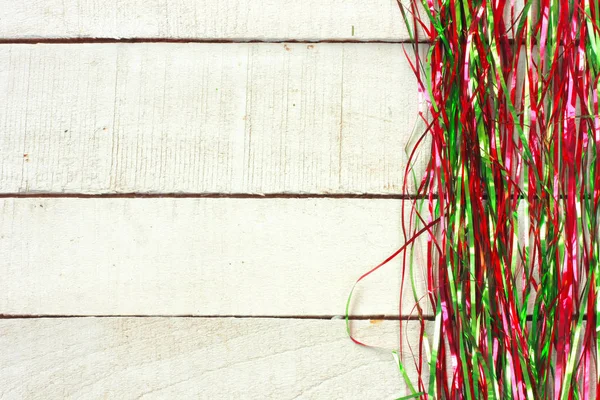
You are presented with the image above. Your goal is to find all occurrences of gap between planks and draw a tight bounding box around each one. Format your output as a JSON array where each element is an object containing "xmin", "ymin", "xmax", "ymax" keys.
[
  {"xmin": 0, "ymin": 38, "xmax": 421, "ymax": 45},
  {"xmin": 0, "ymin": 313, "xmax": 429, "ymax": 322},
  {"xmin": 0, "ymin": 192, "xmax": 429, "ymax": 199},
  {"xmin": 0, "ymin": 38, "xmax": 530, "ymax": 46},
  {"xmin": 0, "ymin": 314, "xmax": 435, "ymax": 320},
  {"xmin": 0, "ymin": 315, "xmax": 560, "ymax": 321},
  {"xmin": 1, "ymin": 193, "xmax": 579, "ymax": 200}
]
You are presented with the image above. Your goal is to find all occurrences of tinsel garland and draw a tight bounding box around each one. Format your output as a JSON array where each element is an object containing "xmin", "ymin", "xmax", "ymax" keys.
[{"xmin": 348, "ymin": 0, "xmax": 600, "ymax": 398}]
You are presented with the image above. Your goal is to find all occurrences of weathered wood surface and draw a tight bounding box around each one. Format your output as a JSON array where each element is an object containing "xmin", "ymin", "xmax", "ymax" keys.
[
  {"xmin": 0, "ymin": 317, "xmax": 427, "ymax": 399},
  {"xmin": 0, "ymin": 0, "xmax": 410, "ymax": 41},
  {"xmin": 0, "ymin": 43, "xmax": 428, "ymax": 195},
  {"xmin": 0, "ymin": 2, "xmax": 536, "ymax": 398},
  {"xmin": 0, "ymin": 198, "xmax": 430, "ymax": 316},
  {"xmin": 0, "ymin": 0, "xmax": 525, "ymax": 42}
]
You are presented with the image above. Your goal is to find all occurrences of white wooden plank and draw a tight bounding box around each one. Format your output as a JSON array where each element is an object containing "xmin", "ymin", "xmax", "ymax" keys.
[
  {"xmin": 0, "ymin": 0, "xmax": 410, "ymax": 41},
  {"xmin": 0, "ymin": 43, "xmax": 428, "ymax": 195},
  {"xmin": 0, "ymin": 318, "xmax": 428, "ymax": 399},
  {"xmin": 0, "ymin": 198, "xmax": 430, "ymax": 316},
  {"xmin": 0, "ymin": 0, "xmax": 525, "ymax": 42}
]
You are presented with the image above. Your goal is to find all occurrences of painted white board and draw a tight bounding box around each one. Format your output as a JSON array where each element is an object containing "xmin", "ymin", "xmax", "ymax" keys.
[
  {"xmin": 0, "ymin": 0, "xmax": 411, "ymax": 41},
  {"xmin": 0, "ymin": 317, "xmax": 430, "ymax": 399},
  {"xmin": 0, "ymin": 43, "xmax": 428, "ymax": 195},
  {"xmin": 0, "ymin": 198, "xmax": 431, "ymax": 316},
  {"xmin": 0, "ymin": 0, "xmax": 524, "ymax": 42}
]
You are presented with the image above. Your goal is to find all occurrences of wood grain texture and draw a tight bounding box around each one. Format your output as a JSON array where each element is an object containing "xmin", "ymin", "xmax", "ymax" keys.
[
  {"xmin": 0, "ymin": 0, "xmax": 524, "ymax": 42},
  {"xmin": 0, "ymin": 43, "xmax": 428, "ymax": 195},
  {"xmin": 0, "ymin": 198, "xmax": 429, "ymax": 316},
  {"xmin": 0, "ymin": 0, "xmax": 409, "ymax": 41},
  {"xmin": 0, "ymin": 318, "xmax": 428, "ymax": 399}
]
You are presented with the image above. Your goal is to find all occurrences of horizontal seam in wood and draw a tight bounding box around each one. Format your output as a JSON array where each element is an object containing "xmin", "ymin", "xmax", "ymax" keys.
[
  {"xmin": 0, "ymin": 38, "xmax": 422, "ymax": 45},
  {"xmin": 0, "ymin": 314, "xmax": 435, "ymax": 320},
  {"xmin": 6, "ymin": 193, "xmax": 575, "ymax": 200},
  {"xmin": 0, "ymin": 192, "xmax": 430, "ymax": 199},
  {"xmin": 0, "ymin": 315, "xmax": 560, "ymax": 321}
]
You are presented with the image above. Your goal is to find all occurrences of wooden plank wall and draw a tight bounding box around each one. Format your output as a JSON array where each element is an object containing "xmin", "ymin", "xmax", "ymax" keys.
[{"xmin": 0, "ymin": 1, "xmax": 435, "ymax": 398}]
